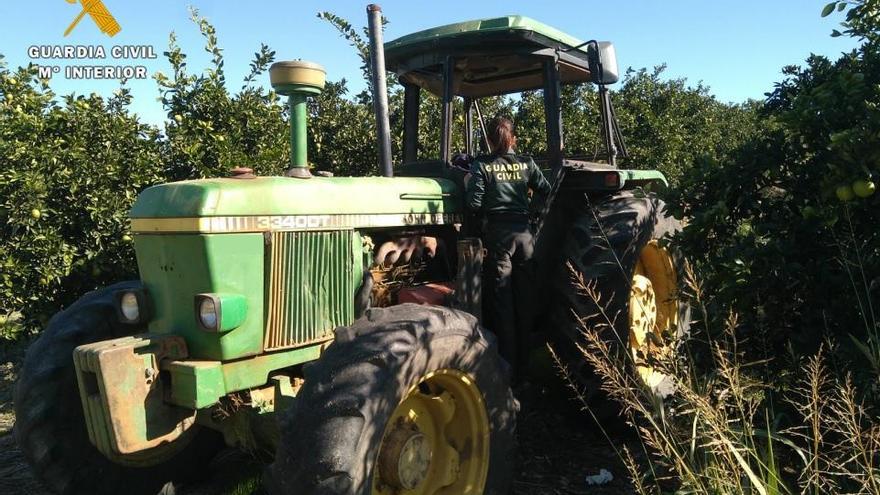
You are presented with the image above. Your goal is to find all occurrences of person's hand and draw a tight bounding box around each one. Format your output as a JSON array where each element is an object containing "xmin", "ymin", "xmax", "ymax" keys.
[{"xmin": 451, "ymin": 152, "xmax": 472, "ymax": 171}]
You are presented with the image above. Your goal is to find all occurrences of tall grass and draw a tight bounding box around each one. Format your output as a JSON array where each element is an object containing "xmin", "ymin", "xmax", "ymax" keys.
[
  {"xmin": 834, "ymin": 205, "xmax": 880, "ymax": 376},
  {"xmin": 555, "ymin": 208, "xmax": 880, "ymax": 494}
]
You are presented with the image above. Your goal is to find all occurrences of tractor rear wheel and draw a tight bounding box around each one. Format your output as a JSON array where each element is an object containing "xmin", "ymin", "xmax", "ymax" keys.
[
  {"xmin": 550, "ymin": 191, "xmax": 691, "ymax": 408},
  {"xmin": 13, "ymin": 281, "xmax": 224, "ymax": 495},
  {"xmin": 267, "ymin": 303, "xmax": 517, "ymax": 495}
]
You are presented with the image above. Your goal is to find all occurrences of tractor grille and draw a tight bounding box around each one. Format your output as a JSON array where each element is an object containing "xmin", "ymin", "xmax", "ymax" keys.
[{"xmin": 264, "ymin": 230, "xmax": 355, "ymax": 350}]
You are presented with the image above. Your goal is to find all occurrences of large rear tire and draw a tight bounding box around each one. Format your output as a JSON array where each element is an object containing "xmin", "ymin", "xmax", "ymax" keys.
[
  {"xmin": 13, "ymin": 281, "xmax": 224, "ymax": 495},
  {"xmin": 550, "ymin": 191, "xmax": 691, "ymax": 408},
  {"xmin": 267, "ymin": 303, "xmax": 517, "ymax": 495}
]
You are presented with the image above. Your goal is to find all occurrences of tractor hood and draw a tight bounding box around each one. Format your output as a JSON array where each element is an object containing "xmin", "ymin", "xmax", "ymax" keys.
[
  {"xmin": 127, "ymin": 174, "xmax": 463, "ymax": 362},
  {"xmin": 130, "ymin": 176, "xmax": 463, "ymax": 233}
]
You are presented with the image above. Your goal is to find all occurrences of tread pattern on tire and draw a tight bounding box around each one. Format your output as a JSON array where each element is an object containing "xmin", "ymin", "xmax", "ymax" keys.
[
  {"xmin": 14, "ymin": 281, "xmax": 222, "ymax": 495},
  {"xmin": 550, "ymin": 191, "xmax": 691, "ymax": 404},
  {"xmin": 267, "ymin": 303, "xmax": 518, "ymax": 495}
]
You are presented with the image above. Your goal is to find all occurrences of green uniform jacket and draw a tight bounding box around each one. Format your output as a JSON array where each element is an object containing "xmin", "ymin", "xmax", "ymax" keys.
[{"xmin": 466, "ymin": 151, "xmax": 551, "ymax": 217}]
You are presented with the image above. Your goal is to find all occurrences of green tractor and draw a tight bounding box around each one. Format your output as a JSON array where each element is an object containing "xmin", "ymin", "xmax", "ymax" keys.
[{"xmin": 14, "ymin": 6, "xmax": 689, "ymax": 495}]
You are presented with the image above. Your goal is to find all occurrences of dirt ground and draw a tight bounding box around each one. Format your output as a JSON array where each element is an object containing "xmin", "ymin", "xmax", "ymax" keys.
[{"xmin": 0, "ymin": 341, "xmax": 639, "ymax": 495}]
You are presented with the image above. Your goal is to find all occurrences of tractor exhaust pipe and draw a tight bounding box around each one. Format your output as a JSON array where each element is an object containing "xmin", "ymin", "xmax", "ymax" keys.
[{"xmin": 367, "ymin": 4, "xmax": 393, "ymax": 177}]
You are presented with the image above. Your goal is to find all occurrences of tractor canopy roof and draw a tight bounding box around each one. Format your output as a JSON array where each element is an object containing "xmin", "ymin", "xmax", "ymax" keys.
[{"xmin": 385, "ymin": 15, "xmax": 593, "ymax": 98}]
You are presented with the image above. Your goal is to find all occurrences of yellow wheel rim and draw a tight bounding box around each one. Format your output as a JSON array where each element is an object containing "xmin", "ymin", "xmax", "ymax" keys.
[
  {"xmin": 628, "ymin": 240, "xmax": 679, "ymax": 390},
  {"xmin": 373, "ymin": 369, "xmax": 490, "ymax": 495}
]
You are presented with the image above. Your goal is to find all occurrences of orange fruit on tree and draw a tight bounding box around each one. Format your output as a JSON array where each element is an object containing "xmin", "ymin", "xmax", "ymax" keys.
[
  {"xmin": 852, "ymin": 179, "xmax": 876, "ymax": 198},
  {"xmin": 836, "ymin": 185, "xmax": 855, "ymax": 201}
]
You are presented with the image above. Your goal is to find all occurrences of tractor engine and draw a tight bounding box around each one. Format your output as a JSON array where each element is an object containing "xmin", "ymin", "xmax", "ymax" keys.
[{"xmin": 369, "ymin": 234, "xmax": 452, "ymax": 307}]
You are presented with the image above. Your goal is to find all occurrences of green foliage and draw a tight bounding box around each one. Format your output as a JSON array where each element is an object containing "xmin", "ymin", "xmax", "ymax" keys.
[
  {"xmin": 315, "ymin": 11, "xmax": 373, "ymax": 104},
  {"xmin": 309, "ymin": 79, "xmax": 378, "ymax": 176},
  {"xmin": 0, "ymin": 66, "xmax": 164, "ymax": 340},
  {"xmin": 513, "ymin": 67, "xmax": 758, "ymax": 185},
  {"xmin": 615, "ymin": 66, "xmax": 761, "ymax": 184},
  {"xmin": 824, "ymin": 0, "xmax": 880, "ymax": 41},
  {"xmin": 667, "ymin": 0, "xmax": 880, "ymax": 393},
  {"xmin": 669, "ymin": 2, "xmax": 880, "ymax": 426},
  {"xmin": 156, "ymin": 8, "xmax": 289, "ymax": 180},
  {"xmin": 316, "ymin": 10, "xmax": 393, "ymax": 104},
  {"xmin": 0, "ymin": 11, "xmax": 291, "ymax": 340}
]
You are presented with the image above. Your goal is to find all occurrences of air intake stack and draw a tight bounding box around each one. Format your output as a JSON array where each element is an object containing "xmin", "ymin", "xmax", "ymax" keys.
[{"xmin": 269, "ymin": 60, "xmax": 326, "ymax": 178}]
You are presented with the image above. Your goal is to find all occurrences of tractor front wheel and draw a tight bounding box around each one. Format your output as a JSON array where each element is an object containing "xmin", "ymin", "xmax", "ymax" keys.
[
  {"xmin": 13, "ymin": 281, "xmax": 224, "ymax": 495},
  {"xmin": 267, "ymin": 304, "xmax": 517, "ymax": 495}
]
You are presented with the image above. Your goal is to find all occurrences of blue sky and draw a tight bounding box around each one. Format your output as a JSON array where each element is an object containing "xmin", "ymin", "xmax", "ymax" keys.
[{"xmin": 0, "ymin": 1, "xmax": 860, "ymax": 126}]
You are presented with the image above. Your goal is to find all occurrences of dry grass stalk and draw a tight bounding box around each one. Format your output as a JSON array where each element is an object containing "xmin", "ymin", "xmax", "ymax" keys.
[
  {"xmin": 556, "ymin": 199, "xmax": 880, "ymax": 495},
  {"xmin": 561, "ymin": 252, "xmax": 783, "ymax": 494}
]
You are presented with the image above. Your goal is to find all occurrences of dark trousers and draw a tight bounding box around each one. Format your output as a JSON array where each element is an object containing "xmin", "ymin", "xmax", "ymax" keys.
[{"xmin": 484, "ymin": 220, "xmax": 535, "ymax": 379}]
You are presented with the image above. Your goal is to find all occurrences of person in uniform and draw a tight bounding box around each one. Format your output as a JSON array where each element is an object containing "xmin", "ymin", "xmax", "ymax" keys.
[{"xmin": 466, "ymin": 116, "xmax": 551, "ymax": 379}]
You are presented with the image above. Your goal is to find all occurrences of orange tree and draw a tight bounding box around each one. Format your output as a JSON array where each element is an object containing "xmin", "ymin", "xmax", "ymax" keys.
[
  {"xmin": 0, "ymin": 63, "xmax": 164, "ymax": 340},
  {"xmin": 0, "ymin": 10, "xmax": 293, "ymax": 341},
  {"xmin": 666, "ymin": 1, "xmax": 880, "ymax": 383},
  {"xmin": 157, "ymin": 9, "xmax": 289, "ymax": 180},
  {"xmin": 512, "ymin": 67, "xmax": 760, "ymax": 184}
]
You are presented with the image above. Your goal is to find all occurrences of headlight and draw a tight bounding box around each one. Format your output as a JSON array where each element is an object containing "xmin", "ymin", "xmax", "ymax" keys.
[
  {"xmin": 113, "ymin": 289, "xmax": 150, "ymax": 324},
  {"xmin": 120, "ymin": 293, "xmax": 140, "ymax": 321},
  {"xmin": 198, "ymin": 298, "xmax": 218, "ymax": 331},
  {"xmin": 194, "ymin": 293, "xmax": 247, "ymax": 332}
]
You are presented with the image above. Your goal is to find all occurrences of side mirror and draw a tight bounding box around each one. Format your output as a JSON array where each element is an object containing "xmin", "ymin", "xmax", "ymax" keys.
[{"xmin": 587, "ymin": 42, "xmax": 619, "ymax": 85}]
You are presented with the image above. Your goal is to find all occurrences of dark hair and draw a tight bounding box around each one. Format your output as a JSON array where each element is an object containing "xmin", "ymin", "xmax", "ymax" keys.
[{"xmin": 487, "ymin": 116, "xmax": 516, "ymax": 153}]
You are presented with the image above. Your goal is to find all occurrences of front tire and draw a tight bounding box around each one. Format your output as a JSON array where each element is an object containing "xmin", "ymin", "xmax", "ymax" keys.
[
  {"xmin": 13, "ymin": 281, "xmax": 223, "ymax": 495},
  {"xmin": 267, "ymin": 304, "xmax": 517, "ymax": 495}
]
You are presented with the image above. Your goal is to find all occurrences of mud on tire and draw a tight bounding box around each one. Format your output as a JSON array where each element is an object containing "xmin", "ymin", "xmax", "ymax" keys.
[
  {"xmin": 267, "ymin": 303, "xmax": 517, "ymax": 495},
  {"xmin": 13, "ymin": 281, "xmax": 223, "ymax": 495}
]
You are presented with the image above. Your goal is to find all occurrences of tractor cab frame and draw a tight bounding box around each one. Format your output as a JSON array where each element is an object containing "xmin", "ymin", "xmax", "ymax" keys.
[
  {"xmin": 383, "ymin": 16, "xmax": 629, "ymax": 170},
  {"xmin": 379, "ymin": 15, "xmax": 667, "ymax": 250}
]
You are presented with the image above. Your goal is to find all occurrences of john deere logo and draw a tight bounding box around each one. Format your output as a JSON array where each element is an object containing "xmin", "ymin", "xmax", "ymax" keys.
[{"xmin": 64, "ymin": 0, "xmax": 121, "ymax": 37}]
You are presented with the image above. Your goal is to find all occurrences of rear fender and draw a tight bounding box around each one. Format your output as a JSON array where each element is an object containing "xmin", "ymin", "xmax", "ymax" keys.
[{"xmin": 559, "ymin": 161, "xmax": 668, "ymax": 192}]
